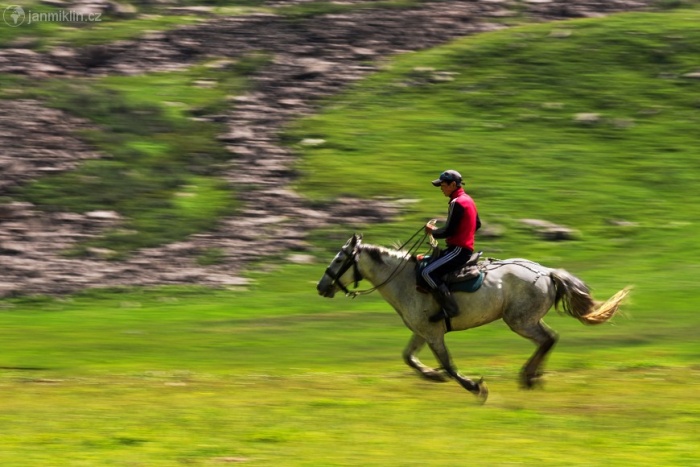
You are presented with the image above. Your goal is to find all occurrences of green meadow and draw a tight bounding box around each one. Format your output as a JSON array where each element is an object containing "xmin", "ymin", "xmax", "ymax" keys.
[{"xmin": 2, "ymin": 5, "xmax": 700, "ymax": 465}]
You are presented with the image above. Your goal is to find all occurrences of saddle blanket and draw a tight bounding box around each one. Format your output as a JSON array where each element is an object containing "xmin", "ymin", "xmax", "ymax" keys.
[{"xmin": 447, "ymin": 271, "xmax": 485, "ymax": 293}]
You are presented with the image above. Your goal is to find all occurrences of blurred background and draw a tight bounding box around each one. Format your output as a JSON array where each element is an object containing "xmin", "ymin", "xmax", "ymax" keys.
[{"xmin": 1, "ymin": 0, "xmax": 699, "ymax": 465}]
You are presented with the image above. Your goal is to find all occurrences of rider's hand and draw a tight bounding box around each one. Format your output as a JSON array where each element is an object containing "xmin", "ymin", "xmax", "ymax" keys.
[{"xmin": 425, "ymin": 223, "xmax": 436, "ymax": 235}]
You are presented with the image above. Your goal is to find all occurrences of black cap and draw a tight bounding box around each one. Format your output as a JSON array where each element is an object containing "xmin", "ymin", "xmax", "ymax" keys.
[{"xmin": 432, "ymin": 170, "xmax": 462, "ymax": 187}]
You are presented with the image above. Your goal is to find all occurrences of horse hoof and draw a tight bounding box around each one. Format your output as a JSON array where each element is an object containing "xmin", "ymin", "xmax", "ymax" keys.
[
  {"xmin": 520, "ymin": 375, "xmax": 544, "ymax": 390},
  {"xmin": 472, "ymin": 378, "xmax": 488, "ymax": 404}
]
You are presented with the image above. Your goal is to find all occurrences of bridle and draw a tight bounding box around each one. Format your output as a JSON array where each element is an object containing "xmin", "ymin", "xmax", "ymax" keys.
[
  {"xmin": 323, "ymin": 245, "xmax": 363, "ymax": 296},
  {"xmin": 323, "ymin": 226, "xmax": 435, "ymax": 298}
]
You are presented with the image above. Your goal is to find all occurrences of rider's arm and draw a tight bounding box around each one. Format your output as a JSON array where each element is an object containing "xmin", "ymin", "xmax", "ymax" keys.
[{"xmin": 433, "ymin": 200, "xmax": 464, "ymax": 239}]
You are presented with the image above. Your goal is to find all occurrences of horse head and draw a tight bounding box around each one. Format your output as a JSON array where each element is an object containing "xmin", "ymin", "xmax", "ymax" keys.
[{"xmin": 317, "ymin": 233, "xmax": 363, "ymax": 298}]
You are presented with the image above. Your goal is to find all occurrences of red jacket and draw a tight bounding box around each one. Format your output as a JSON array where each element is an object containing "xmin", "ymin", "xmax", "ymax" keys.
[{"xmin": 433, "ymin": 187, "xmax": 480, "ymax": 250}]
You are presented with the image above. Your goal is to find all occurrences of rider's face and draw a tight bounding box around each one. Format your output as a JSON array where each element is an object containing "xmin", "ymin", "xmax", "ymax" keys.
[{"xmin": 440, "ymin": 181, "xmax": 457, "ymax": 197}]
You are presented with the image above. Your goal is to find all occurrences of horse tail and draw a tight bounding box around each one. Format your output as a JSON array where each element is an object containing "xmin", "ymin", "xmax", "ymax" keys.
[{"xmin": 550, "ymin": 269, "xmax": 631, "ymax": 325}]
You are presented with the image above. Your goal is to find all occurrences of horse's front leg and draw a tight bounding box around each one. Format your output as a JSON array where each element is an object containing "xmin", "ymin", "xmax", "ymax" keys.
[
  {"xmin": 426, "ymin": 334, "xmax": 488, "ymax": 403},
  {"xmin": 403, "ymin": 333, "xmax": 449, "ymax": 382}
]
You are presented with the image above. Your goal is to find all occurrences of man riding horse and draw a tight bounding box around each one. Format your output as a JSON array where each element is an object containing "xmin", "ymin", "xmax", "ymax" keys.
[{"xmin": 423, "ymin": 169, "xmax": 481, "ymax": 322}]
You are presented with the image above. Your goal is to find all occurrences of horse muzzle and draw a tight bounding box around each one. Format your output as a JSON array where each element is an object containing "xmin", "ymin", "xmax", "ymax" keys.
[{"xmin": 316, "ymin": 281, "xmax": 336, "ymax": 298}]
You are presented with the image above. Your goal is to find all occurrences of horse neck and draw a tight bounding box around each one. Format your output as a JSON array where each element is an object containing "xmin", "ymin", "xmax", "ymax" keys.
[{"xmin": 356, "ymin": 244, "xmax": 414, "ymax": 289}]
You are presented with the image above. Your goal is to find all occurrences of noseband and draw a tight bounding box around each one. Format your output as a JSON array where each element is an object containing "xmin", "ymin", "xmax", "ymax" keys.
[{"xmin": 324, "ymin": 247, "xmax": 363, "ymax": 296}]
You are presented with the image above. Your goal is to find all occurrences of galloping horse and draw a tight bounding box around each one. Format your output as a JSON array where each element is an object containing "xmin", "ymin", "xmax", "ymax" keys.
[{"xmin": 316, "ymin": 234, "xmax": 630, "ymax": 403}]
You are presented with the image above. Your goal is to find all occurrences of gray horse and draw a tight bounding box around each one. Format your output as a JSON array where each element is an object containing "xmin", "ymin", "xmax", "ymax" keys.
[{"xmin": 316, "ymin": 234, "xmax": 630, "ymax": 403}]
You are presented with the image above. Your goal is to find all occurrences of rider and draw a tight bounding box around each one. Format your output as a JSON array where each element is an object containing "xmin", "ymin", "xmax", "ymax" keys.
[{"xmin": 422, "ymin": 169, "xmax": 481, "ymax": 322}]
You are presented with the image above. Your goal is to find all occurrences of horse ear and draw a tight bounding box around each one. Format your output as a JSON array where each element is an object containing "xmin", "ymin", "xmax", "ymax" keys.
[{"xmin": 353, "ymin": 233, "xmax": 363, "ymax": 245}]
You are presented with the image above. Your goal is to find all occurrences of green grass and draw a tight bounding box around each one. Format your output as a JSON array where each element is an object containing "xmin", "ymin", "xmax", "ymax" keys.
[
  {"xmin": 0, "ymin": 259, "xmax": 698, "ymax": 465},
  {"xmin": 48, "ymin": 15, "xmax": 205, "ymax": 48},
  {"xmin": 2, "ymin": 6, "xmax": 700, "ymax": 466}
]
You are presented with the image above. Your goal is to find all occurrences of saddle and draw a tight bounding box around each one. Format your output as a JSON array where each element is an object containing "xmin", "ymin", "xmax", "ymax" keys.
[
  {"xmin": 445, "ymin": 251, "xmax": 482, "ymax": 284},
  {"xmin": 416, "ymin": 247, "xmax": 485, "ymax": 294}
]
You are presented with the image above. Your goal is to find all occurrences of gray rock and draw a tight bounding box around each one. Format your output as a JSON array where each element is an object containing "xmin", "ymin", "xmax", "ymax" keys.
[{"xmin": 520, "ymin": 219, "xmax": 579, "ymax": 241}]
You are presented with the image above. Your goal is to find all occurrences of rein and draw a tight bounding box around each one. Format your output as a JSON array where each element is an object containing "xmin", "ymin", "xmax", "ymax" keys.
[{"xmin": 327, "ymin": 226, "xmax": 431, "ymax": 298}]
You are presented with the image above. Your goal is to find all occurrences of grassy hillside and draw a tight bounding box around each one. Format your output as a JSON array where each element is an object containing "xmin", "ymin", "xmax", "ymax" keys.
[
  {"xmin": 1, "ymin": 5, "xmax": 700, "ymax": 466},
  {"xmin": 2, "ymin": 55, "xmax": 269, "ymax": 257},
  {"xmin": 288, "ymin": 8, "xmax": 700, "ymax": 269}
]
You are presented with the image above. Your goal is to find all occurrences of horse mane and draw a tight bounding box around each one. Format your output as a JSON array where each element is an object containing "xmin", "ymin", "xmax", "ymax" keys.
[{"xmin": 362, "ymin": 244, "xmax": 416, "ymax": 265}]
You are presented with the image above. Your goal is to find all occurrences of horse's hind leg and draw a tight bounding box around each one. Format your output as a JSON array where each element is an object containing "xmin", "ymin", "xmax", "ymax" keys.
[
  {"xmin": 403, "ymin": 333, "xmax": 448, "ymax": 382},
  {"xmin": 508, "ymin": 319, "xmax": 558, "ymax": 389},
  {"xmin": 426, "ymin": 334, "xmax": 488, "ymax": 403}
]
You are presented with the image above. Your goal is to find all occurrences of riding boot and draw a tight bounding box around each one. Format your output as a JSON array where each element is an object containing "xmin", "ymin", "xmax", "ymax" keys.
[{"xmin": 429, "ymin": 284, "xmax": 460, "ymax": 323}]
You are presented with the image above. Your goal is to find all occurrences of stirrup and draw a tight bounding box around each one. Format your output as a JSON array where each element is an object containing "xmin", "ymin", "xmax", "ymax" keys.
[{"xmin": 429, "ymin": 309, "xmax": 454, "ymax": 332}]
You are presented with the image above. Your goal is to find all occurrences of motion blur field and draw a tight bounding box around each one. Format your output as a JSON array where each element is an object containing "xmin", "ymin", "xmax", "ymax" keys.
[{"xmin": 1, "ymin": 2, "xmax": 700, "ymax": 465}]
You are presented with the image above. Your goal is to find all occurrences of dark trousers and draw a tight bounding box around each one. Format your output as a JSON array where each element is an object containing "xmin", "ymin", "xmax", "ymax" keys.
[{"xmin": 421, "ymin": 245, "xmax": 472, "ymax": 290}]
